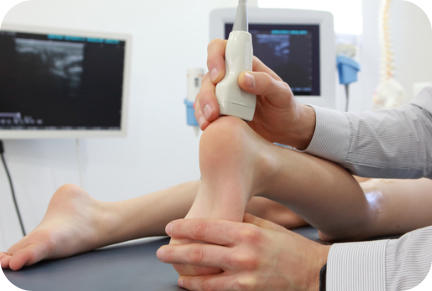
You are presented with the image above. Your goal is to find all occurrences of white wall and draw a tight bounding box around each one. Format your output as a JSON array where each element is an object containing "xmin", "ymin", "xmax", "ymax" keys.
[
  {"xmin": 339, "ymin": 0, "xmax": 432, "ymax": 113},
  {"xmin": 258, "ymin": 0, "xmax": 363, "ymax": 35},
  {"xmin": 359, "ymin": 0, "xmax": 432, "ymax": 111},
  {"xmin": 392, "ymin": 1, "xmax": 432, "ymax": 97},
  {"xmin": 355, "ymin": 0, "xmax": 382, "ymax": 112},
  {"xmin": 0, "ymin": 0, "xmax": 241, "ymax": 250}
]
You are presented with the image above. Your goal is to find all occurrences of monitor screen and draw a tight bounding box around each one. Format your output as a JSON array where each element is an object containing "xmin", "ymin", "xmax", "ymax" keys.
[
  {"xmin": 225, "ymin": 23, "xmax": 320, "ymax": 96},
  {"xmin": 0, "ymin": 30, "xmax": 126, "ymax": 132}
]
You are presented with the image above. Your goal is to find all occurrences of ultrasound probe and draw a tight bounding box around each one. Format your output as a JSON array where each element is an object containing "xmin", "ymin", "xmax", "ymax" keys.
[{"xmin": 215, "ymin": 0, "xmax": 256, "ymax": 121}]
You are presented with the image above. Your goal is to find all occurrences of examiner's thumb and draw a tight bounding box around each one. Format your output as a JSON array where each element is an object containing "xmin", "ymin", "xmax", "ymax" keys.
[{"xmin": 238, "ymin": 71, "xmax": 293, "ymax": 105}]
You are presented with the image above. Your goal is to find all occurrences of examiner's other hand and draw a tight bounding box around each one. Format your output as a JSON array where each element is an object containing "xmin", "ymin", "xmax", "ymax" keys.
[
  {"xmin": 157, "ymin": 214, "xmax": 329, "ymax": 291},
  {"xmin": 195, "ymin": 39, "xmax": 316, "ymax": 149}
]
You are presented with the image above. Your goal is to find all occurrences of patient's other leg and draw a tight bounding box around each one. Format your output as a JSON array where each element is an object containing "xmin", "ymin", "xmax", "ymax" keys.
[
  {"xmin": 0, "ymin": 182, "xmax": 199, "ymax": 271},
  {"xmin": 0, "ymin": 179, "xmax": 305, "ymax": 271},
  {"xmin": 0, "ymin": 185, "xmax": 107, "ymax": 271}
]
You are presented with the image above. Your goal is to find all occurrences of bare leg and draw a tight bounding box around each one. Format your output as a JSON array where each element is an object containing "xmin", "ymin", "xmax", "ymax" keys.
[
  {"xmin": 0, "ymin": 182, "xmax": 198, "ymax": 271},
  {"xmin": 171, "ymin": 116, "xmax": 372, "ymax": 276},
  {"xmin": 359, "ymin": 178, "xmax": 432, "ymax": 236},
  {"xmin": 0, "ymin": 180, "xmax": 304, "ymax": 271},
  {"xmin": 185, "ymin": 116, "xmax": 380, "ymax": 241}
]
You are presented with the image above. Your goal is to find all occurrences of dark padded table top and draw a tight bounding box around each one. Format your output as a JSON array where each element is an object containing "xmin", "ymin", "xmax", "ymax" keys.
[{"xmin": 4, "ymin": 227, "xmax": 320, "ymax": 291}]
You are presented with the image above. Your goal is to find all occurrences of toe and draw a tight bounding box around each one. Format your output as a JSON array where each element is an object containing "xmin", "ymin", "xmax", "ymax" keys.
[
  {"xmin": 1, "ymin": 256, "xmax": 11, "ymax": 269},
  {"xmin": 9, "ymin": 250, "xmax": 30, "ymax": 271},
  {"xmin": 9, "ymin": 242, "xmax": 51, "ymax": 271},
  {"xmin": 0, "ymin": 252, "xmax": 6, "ymax": 261}
]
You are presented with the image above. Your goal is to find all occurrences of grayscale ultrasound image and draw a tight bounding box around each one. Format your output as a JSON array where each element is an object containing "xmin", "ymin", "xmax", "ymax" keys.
[
  {"xmin": 256, "ymin": 33, "xmax": 291, "ymax": 60},
  {"xmin": 15, "ymin": 39, "xmax": 84, "ymax": 97},
  {"xmin": 0, "ymin": 30, "xmax": 126, "ymax": 129}
]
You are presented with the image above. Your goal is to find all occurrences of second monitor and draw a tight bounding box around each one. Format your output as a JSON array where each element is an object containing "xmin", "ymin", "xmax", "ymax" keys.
[{"xmin": 210, "ymin": 8, "xmax": 336, "ymax": 109}]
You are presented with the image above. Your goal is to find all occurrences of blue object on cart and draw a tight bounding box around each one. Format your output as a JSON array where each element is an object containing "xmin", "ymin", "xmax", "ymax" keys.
[
  {"xmin": 337, "ymin": 55, "xmax": 360, "ymax": 85},
  {"xmin": 184, "ymin": 99, "xmax": 199, "ymax": 126}
]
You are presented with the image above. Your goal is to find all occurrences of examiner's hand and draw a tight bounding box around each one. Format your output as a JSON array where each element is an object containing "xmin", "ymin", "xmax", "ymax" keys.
[
  {"xmin": 195, "ymin": 39, "xmax": 316, "ymax": 149},
  {"xmin": 157, "ymin": 214, "xmax": 329, "ymax": 291}
]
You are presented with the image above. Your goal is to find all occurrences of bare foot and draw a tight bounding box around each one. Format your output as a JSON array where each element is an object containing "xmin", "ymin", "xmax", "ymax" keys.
[
  {"xmin": 0, "ymin": 185, "xmax": 112, "ymax": 271},
  {"xmin": 171, "ymin": 116, "xmax": 278, "ymax": 276},
  {"xmin": 187, "ymin": 116, "xmax": 277, "ymax": 221}
]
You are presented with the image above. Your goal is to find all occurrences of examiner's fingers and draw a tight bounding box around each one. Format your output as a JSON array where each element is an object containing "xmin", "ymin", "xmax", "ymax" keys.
[
  {"xmin": 206, "ymin": 40, "xmax": 280, "ymax": 83},
  {"xmin": 243, "ymin": 213, "xmax": 287, "ymax": 232},
  {"xmin": 238, "ymin": 71, "xmax": 293, "ymax": 105},
  {"xmin": 195, "ymin": 73, "xmax": 220, "ymax": 129},
  {"xmin": 200, "ymin": 41, "xmax": 285, "ymax": 130},
  {"xmin": 207, "ymin": 39, "xmax": 227, "ymax": 83},
  {"xmin": 252, "ymin": 57, "xmax": 282, "ymax": 81},
  {"xmin": 157, "ymin": 243, "xmax": 233, "ymax": 270},
  {"xmin": 178, "ymin": 273, "xmax": 253, "ymax": 291},
  {"xmin": 165, "ymin": 219, "xmax": 245, "ymax": 246}
]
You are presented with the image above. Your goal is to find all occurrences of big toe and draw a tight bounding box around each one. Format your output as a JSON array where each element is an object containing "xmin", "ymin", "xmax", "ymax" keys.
[
  {"xmin": 9, "ymin": 249, "xmax": 34, "ymax": 271},
  {"xmin": 1, "ymin": 255, "xmax": 11, "ymax": 269},
  {"xmin": 9, "ymin": 243, "xmax": 51, "ymax": 271},
  {"xmin": 0, "ymin": 252, "xmax": 9, "ymax": 262}
]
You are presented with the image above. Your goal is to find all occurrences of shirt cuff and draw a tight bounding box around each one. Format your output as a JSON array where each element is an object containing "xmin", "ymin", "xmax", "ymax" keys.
[
  {"xmin": 327, "ymin": 240, "xmax": 389, "ymax": 291},
  {"xmin": 305, "ymin": 106, "xmax": 351, "ymax": 165}
]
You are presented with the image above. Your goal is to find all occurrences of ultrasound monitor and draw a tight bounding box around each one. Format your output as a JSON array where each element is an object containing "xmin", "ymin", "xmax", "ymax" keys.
[
  {"xmin": 0, "ymin": 24, "xmax": 131, "ymax": 139},
  {"xmin": 210, "ymin": 8, "xmax": 336, "ymax": 108}
]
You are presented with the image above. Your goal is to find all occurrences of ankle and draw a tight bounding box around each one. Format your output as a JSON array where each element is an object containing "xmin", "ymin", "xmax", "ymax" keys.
[
  {"xmin": 97, "ymin": 201, "xmax": 126, "ymax": 246},
  {"xmin": 252, "ymin": 144, "xmax": 280, "ymax": 194}
]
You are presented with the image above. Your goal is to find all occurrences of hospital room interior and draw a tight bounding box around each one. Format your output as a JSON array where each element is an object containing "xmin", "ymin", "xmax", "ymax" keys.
[{"xmin": 0, "ymin": 0, "xmax": 432, "ymax": 290}]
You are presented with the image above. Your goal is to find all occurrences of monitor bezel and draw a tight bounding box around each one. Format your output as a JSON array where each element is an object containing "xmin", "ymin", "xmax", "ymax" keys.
[
  {"xmin": 0, "ymin": 23, "xmax": 132, "ymax": 139},
  {"xmin": 210, "ymin": 8, "xmax": 336, "ymax": 109}
]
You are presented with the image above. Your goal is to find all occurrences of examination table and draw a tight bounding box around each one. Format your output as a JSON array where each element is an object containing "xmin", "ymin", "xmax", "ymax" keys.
[{"xmin": 3, "ymin": 227, "xmax": 320, "ymax": 291}]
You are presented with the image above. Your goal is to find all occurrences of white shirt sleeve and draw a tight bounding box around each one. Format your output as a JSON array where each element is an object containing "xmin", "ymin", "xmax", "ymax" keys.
[
  {"xmin": 306, "ymin": 87, "xmax": 432, "ymax": 179},
  {"xmin": 327, "ymin": 239, "xmax": 388, "ymax": 291},
  {"xmin": 327, "ymin": 226, "xmax": 432, "ymax": 291}
]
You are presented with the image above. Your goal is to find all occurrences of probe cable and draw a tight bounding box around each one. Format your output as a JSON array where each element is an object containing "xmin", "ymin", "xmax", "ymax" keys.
[
  {"xmin": 345, "ymin": 85, "xmax": 350, "ymax": 112},
  {"xmin": 0, "ymin": 140, "xmax": 26, "ymax": 237}
]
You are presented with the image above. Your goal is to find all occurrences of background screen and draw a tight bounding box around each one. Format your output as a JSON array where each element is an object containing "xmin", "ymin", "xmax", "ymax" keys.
[
  {"xmin": 225, "ymin": 23, "xmax": 320, "ymax": 96},
  {"xmin": 0, "ymin": 31, "xmax": 126, "ymax": 130}
]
